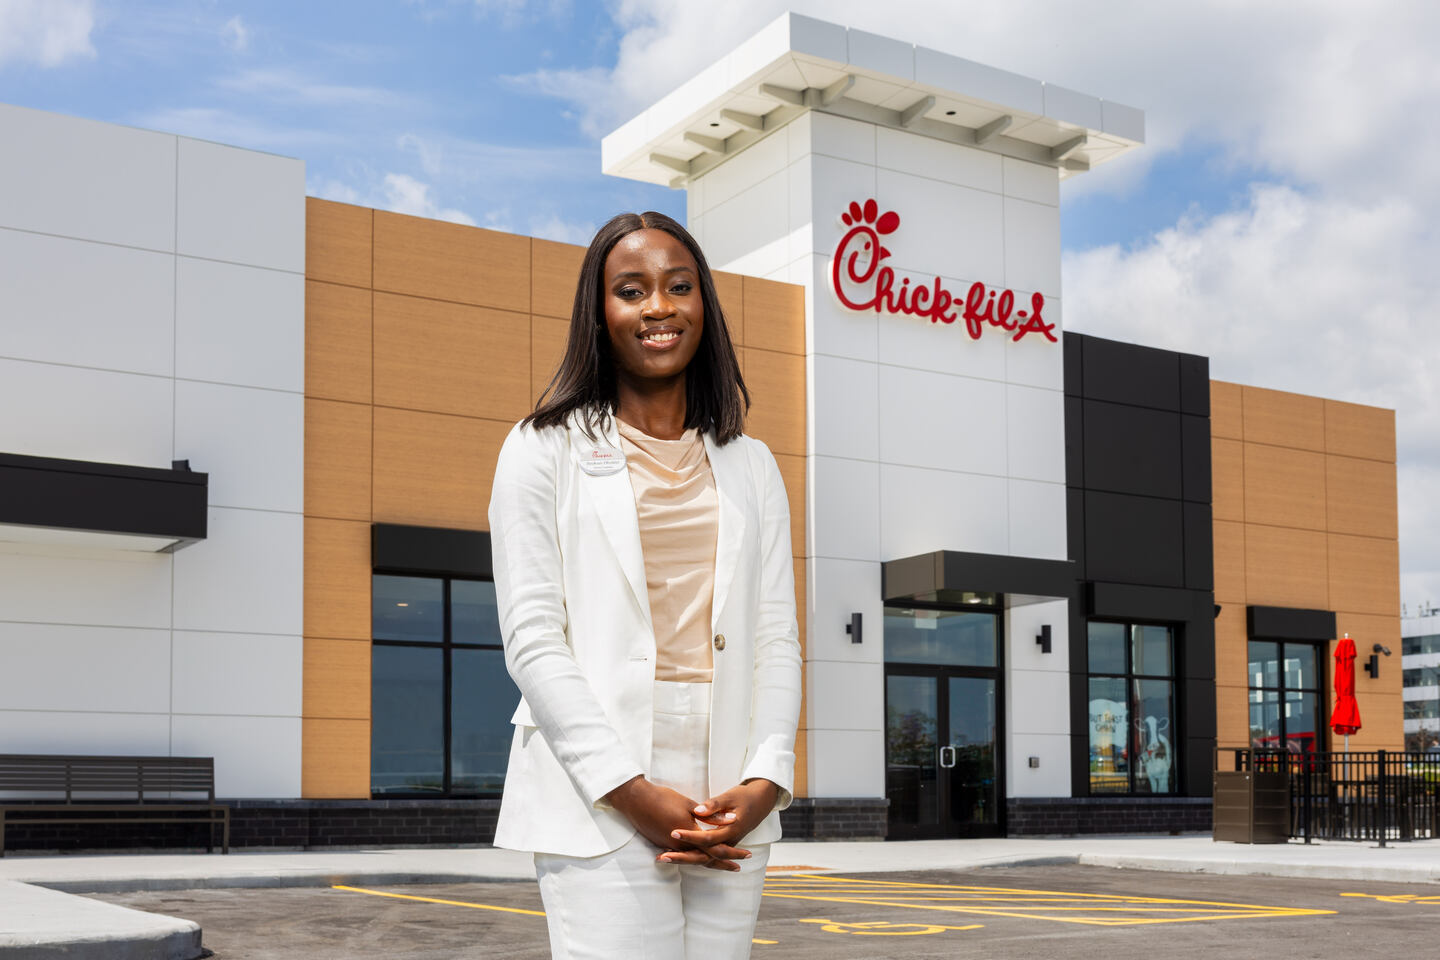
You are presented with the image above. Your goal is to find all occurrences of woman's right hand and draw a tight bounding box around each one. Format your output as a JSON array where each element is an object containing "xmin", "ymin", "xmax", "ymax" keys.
[{"xmin": 604, "ymin": 776, "xmax": 751, "ymax": 871}]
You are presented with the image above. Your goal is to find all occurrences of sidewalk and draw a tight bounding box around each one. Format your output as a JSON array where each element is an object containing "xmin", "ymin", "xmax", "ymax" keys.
[{"xmin": 2, "ymin": 836, "xmax": 1437, "ymax": 959}]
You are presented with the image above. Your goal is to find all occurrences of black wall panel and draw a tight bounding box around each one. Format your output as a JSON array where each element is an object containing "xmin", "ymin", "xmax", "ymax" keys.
[
  {"xmin": 1082, "ymin": 401, "xmax": 1182, "ymax": 499},
  {"xmin": 1080, "ymin": 336, "xmax": 1179, "ymax": 410},
  {"xmin": 1179, "ymin": 353, "xmax": 1211, "ymax": 416},
  {"xmin": 1083, "ymin": 492, "xmax": 1185, "ymax": 588},
  {"xmin": 1064, "ymin": 332, "xmax": 1217, "ymax": 801},
  {"xmin": 1181, "ymin": 414, "xmax": 1212, "ymax": 503}
]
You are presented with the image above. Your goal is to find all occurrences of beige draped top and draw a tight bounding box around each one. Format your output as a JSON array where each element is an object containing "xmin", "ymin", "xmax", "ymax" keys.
[{"xmin": 614, "ymin": 419, "xmax": 718, "ymax": 682}]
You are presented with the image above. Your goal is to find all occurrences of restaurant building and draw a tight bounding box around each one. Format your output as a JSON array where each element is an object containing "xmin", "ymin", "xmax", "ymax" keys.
[{"xmin": 0, "ymin": 13, "xmax": 1403, "ymax": 849}]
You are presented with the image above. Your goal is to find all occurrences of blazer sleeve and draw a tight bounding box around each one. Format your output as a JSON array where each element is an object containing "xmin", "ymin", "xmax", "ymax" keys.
[
  {"xmin": 488, "ymin": 423, "xmax": 645, "ymax": 807},
  {"xmin": 738, "ymin": 439, "xmax": 803, "ymax": 809}
]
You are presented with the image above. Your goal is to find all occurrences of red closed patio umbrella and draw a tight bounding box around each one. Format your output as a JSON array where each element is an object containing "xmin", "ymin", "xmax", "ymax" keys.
[{"xmin": 1331, "ymin": 633, "xmax": 1362, "ymax": 747}]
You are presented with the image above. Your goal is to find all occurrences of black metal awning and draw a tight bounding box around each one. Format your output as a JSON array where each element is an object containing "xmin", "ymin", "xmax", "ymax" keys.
[
  {"xmin": 882, "ymin": 549, "xmax": 1076, "ymax": 605},
  {"xmin": 0, "ymin": 452, "xmax": 208, "ymax": 552}
]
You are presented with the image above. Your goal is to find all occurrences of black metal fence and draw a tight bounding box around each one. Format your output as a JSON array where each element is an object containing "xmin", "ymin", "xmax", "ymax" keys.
[{"xmin": 1220, "ymin": 748, "xmax": 1440, "ymax": 844}]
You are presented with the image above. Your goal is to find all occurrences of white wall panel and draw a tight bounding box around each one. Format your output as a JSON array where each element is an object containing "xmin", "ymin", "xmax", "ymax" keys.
[
  {"xmin": 874, "ymin": 270, "xmax": 1008, "ymax": 380},
  {"xmin": 1006, "ymin": 667, "xmax": 1070, "ymax": 737},
  {"xmin": 808, "ymin": 112, "xmax": 876, "ymax": 165},
  {"xmin": 702, "ymin": 171, "xmax": 789, "ymax": 276},
  {"xmin": 171, "ymin": 715, "xmax": 301, "ymax": 798},
  {"xmin": 876, "ymin": 128, "xmax": 1001, "ymax": 193},
  {"xmin": 0, "ymin": 711, "xmax": 171, "ymax": 756},
  {"xmin": 0, "ymin": 229, "xmax": 174, "ymax": 377},
  {"xmin": 1005, "ymin": 599, "xmax": 1070, "ymax": 672},
  {"xmin": 174, "ymin": 380, "xmax": 303, "ymax": 514},
  {"xmin": 176, "ymin": 257, "xmax": 304, "ymax": 392},
  {"xmin": 877, "ymin": 366, "xmax": 1006, "ymax": 474},
  {"xmin": 0, "ymin": 623, "xmax": 169, "ymax": 713},
  {"xmin": 807, "ymin": 660, "xmax": 884, "ymax": 730},
  {"xmin": 1006, "ymin": 733, "xmax": 1071, "ymax": 797},
  {"xmin": 1002, "ymin": 157, "xmax": 1059, "ymax": 206},
  {"xmin": 0, "ymin": 358, "xmax": 173, "ymax": 468},
  {"xmin": 700, "ymin": 130, "xmax": 788, "ymax": 213},
  {"xmin": 809, "ymin": 257, "xmax": 878, "ymax": 362},
  {"xmin": 0, "ymin": 103, "xmax": 176, "ymax": 251},
  {"xmin": 874, "ymin": 170, "xmax": 1004, "ymax": 287},
  {"xmin": 1003, "ymin": 197, "xmax": 1062, "ymax": 297},
  {"xmin": 1007, "ymin": 479, "xmax": 1067, "ymax": 561},
  {"xmin": 879, "ymin": 464, "xmax": 1008, "ymax": 560},
  {"xmin": 171, "ymin": 632, "xmax": 303, "ymax": 717},
  {"xmin": 806, "ymin": 729, "xmax": 885, "ymax": 797},
  {"xmin": 806, "ymin": 155, "xmax": 877, "ymax": 259},
  {"xmin": 811, "ymin": 355, "xmax": 878, "ymax": 460},
  {"xmin": 1006, "ymin": 385, "xmax": 1066, "ymax": 483},
  {"xmin": 173, "ymin": 507, "xmax": 303, "ymax": 636},
  {"xmin": 810, "ymin": 456, "xmax": 879, "ymax": 561},
  {"xmin": 1004, "ymin": 301, "xmax": 1065, "ymax": 390},
  {"xmin": 0, "ymin": 546, "xmax": 171, "ymax": 629},
  {"xmin": 806, "ymin": 557, "xmax": 883, "ymax": 664},
  {"xmin": 176, "ymin": 137, "xmax": 304, "ymax": 273}
]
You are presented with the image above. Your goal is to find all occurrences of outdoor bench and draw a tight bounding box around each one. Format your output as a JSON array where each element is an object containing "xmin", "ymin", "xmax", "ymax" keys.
[{"xmin": 0, "ymin": 754, "xmax": 229, "ymax": 856}]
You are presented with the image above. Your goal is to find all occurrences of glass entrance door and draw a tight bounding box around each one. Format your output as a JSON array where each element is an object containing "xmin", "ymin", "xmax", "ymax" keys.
[
  {"xmin": 883, "ymin": 604, "xmax": 1004, "ymax": 839},
  {"xmin": 885, "ymin": 669, "xmax": 1001, "ymax": 838}
]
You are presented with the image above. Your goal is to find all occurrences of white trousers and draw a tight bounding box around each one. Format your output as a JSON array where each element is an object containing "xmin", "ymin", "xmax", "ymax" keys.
[{"xmin": 534, "ymin": 680, "xmax": 770, "ymax": 960}]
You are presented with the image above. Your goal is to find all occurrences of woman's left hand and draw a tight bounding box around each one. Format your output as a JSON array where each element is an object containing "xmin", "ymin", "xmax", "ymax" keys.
[{"xmin": 662, "ymin": 778, "xmax": 779, "ymax": 860}]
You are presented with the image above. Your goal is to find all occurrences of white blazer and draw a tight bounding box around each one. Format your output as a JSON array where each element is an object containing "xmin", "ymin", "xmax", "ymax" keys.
[{"xmin": 487, "ymin": 412, "xmax": 802, "ymax": 858}]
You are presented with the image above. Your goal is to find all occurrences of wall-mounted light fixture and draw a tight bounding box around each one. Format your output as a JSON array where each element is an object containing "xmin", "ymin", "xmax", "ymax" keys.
[
  {"xmin": 1363, "ymin": 642, "xmax": 1392, "ymax": 678},
  {"xmin": 846, "ymin": 612, "xmax": 863, "ymax": 644},
  {"xmin": 1035, "ymin": 624, "xmax": 1052, "ymax": 654}
]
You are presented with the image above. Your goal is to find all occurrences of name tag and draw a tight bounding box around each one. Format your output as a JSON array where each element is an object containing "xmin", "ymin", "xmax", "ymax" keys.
[{"xmin": 579, "ymin": 442, "xmax": 627, "ymax": 477}]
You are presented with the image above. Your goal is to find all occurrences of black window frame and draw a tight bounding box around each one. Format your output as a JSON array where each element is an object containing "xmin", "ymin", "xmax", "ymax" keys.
[
  {"xmin": 1084, "ymin": 618, "xmax": 1182, "ymax": 796},
  {"xmin": 370, "ymin": 573, "xmax": 511, "ymax": 799},
  {"xmin": 1246, "ymin": 639, "xmax": 1324, "ymax": 754}
]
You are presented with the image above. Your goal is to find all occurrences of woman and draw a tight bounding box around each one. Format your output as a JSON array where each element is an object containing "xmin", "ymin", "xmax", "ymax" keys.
[{"xmin": 487, "ymin": 211, "xmax": 802, "ymax": 959}]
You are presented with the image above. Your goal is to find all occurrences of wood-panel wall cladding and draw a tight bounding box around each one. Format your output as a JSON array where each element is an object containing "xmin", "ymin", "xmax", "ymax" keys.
[
  {"xmin": 303, "ymin": 199, "xmax": 809, "ymax": 798},
  {"xmin": 1210, "ymin": 380, "xmax": 1402, "ymax": 751}
]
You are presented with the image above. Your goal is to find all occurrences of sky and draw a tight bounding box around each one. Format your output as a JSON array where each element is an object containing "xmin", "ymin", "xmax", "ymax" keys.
[{"xmin": 2, "ymin": 0, "xmax": 1437, "ymax": 616}]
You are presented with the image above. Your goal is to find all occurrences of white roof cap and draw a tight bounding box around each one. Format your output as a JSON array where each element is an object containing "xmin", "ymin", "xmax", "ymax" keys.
[{"xmin": 602, "ymin": 12, "xmax": 1144, "ymax": 187}]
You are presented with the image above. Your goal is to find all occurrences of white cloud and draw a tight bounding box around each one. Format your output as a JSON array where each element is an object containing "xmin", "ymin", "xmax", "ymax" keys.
[
  {"xmin": 0, "ymin": 0, "xmax": 95, "ymax": 68},
  {"xmin": 527, "ymin": 0, "xmax": 1440, "ymax": 609},
  {"xmin": 221, "ymin": 15, "xmax": 249, "ymax": 53},
  {"xmin": 216, "ymin": 68, "xmax": 414, "ymax": 109},
  {"xmin": 527, "ymin": 212, "xmax": 595, "ymax": 245},
  {"xmin": 382, "ymin": 173, "xmax": 477, "ymax": 226}
]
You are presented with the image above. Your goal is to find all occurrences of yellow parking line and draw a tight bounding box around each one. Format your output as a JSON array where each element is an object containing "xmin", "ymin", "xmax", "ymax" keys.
[
  {"xmin": 332, "ymin": 885, "xmax": 547, "ymax": 917},
  {"xmin": 331, "ymin": 885, "xmax": 776, "ymax": 945}
]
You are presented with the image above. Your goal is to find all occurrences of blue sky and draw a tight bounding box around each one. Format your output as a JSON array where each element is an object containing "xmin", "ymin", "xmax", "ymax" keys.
[{"xmin": 3, "ymin": 0, "xmax": 1438, "ymax": 610}]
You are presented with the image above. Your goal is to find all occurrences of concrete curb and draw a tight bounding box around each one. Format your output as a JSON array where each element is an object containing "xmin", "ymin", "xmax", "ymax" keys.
[
  {"xmin": 37, "ymin": 871, "xmax": 531, "ymax": 895},
  {"xmin": 0, "ymin": 881, "xmax": 201, "ymax": 960},
  {"xmin": 1077, "ymin": 853, "xmax": 1440, "ymax": 885}
]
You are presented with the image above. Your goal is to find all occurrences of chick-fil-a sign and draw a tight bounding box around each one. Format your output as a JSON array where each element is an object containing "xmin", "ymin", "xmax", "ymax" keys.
[{"xmin": 830, "ymin": 199, "xmax": 1057, "ymax": 343}]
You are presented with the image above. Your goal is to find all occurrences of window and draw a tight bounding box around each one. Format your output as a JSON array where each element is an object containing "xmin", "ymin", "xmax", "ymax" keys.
[
  {"xmin": 1405, "ymin": 700, "xmax": 1440, "ymax": 721},
  {"xmin": 1402, "ymin": 634, "xmax": 1440, "ymax": 656},
  {"xmin": 1403, "ymin": 667, "xmax": 1440, "ymax": 688},
  {"xmin": 1087, "ymin": 622, "xmax": 1177, "ymax": 795},
  {"xmin": 1248, "ymin": 641, "xmax": 1321, "ymax": 753},
  {"xmin": 371, "ymin": 575, "xmax": 518, "ymax": 796}
]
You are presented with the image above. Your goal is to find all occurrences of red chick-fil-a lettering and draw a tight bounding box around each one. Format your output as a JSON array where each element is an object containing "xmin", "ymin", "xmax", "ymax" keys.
[{"xmin": 830, "ymin": 200, "xmax": 1057, "ymax": 344}]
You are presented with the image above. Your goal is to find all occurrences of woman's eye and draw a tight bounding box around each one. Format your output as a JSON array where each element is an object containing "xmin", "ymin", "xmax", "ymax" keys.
[
  {"xmin": 616, "ymin": 287, "xmax": 642, "ymax": 299},
  {"xmin": 670, "ymin": 282, "xmax": 693, "ymax": 294}
]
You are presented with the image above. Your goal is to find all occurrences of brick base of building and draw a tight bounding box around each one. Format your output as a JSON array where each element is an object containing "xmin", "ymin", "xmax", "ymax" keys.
[
  {"xmin": 779, "ymin": 798, "xmax": 889, "ymax": 840},
  {"xmin": 1, "ymin": 796, "xmax": 893, "ymax": 853},
  {"xmin": 1006, "ymin": 796, "xmax": 1212, "ymax": 836},
  {"xmin": 0, "ymin": 799, "xmax": 503, "ymax": 854}
]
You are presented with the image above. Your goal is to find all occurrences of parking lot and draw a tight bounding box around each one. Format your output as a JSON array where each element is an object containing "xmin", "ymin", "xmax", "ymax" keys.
[{"xmin": 93, "ymin": 864, "xmax": 1440, "ymax": 959}]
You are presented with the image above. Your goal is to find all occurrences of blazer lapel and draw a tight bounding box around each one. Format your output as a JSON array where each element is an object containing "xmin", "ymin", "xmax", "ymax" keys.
[
  {"xmin": 569, "ymin": 416, "xmax": 653, "ymax": 633},
  {"xmin": 704, "ymin": 432, "xmax": 748, "ymax": 629}
]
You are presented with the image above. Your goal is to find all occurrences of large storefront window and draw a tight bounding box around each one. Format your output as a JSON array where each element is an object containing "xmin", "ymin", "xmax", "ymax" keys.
[
  {"xmin": 1248, "ymin": 641, "xmax": 1321, "ymax": 753},
  {"xmin": 371, "ymin": 574, "xmax": 517, "ymax": 796},
  {"xmin": 1088, "ymin": 622, "xmax": 1177, "ymax": 795}
]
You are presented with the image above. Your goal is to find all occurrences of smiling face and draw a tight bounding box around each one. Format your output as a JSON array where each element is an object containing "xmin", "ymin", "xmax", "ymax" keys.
[{"xmin": 602, "ymin": 227, "xmax": 705, "ymax": 391}]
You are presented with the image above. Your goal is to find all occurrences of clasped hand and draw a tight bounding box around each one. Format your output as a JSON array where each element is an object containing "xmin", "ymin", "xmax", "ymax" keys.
[{"xmin": 605, "ymin": 776, "xmax": 778, "ymax": 872}]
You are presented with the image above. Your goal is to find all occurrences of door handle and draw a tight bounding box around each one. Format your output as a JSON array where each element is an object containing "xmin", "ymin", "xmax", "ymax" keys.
[{"xmin": 939, "ymin": 744, "xmax": 957, "ymax": 769}]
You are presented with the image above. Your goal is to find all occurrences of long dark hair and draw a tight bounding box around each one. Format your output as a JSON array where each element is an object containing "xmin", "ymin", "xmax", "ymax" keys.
[{"xmin": 524, "ymin": 212, "xmax": 750, "ymax": 443}]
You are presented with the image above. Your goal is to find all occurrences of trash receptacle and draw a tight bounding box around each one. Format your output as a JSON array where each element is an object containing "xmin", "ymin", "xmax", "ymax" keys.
[{"xmin": 1213, "ymin": 769, "xmax": 1289, "ymax": 843}]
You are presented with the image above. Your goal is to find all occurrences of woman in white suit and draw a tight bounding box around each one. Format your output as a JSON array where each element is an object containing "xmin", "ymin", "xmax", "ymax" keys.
[{"xmin": 487, "ymin": 210, "xmax": 802, "ymax": 959}]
